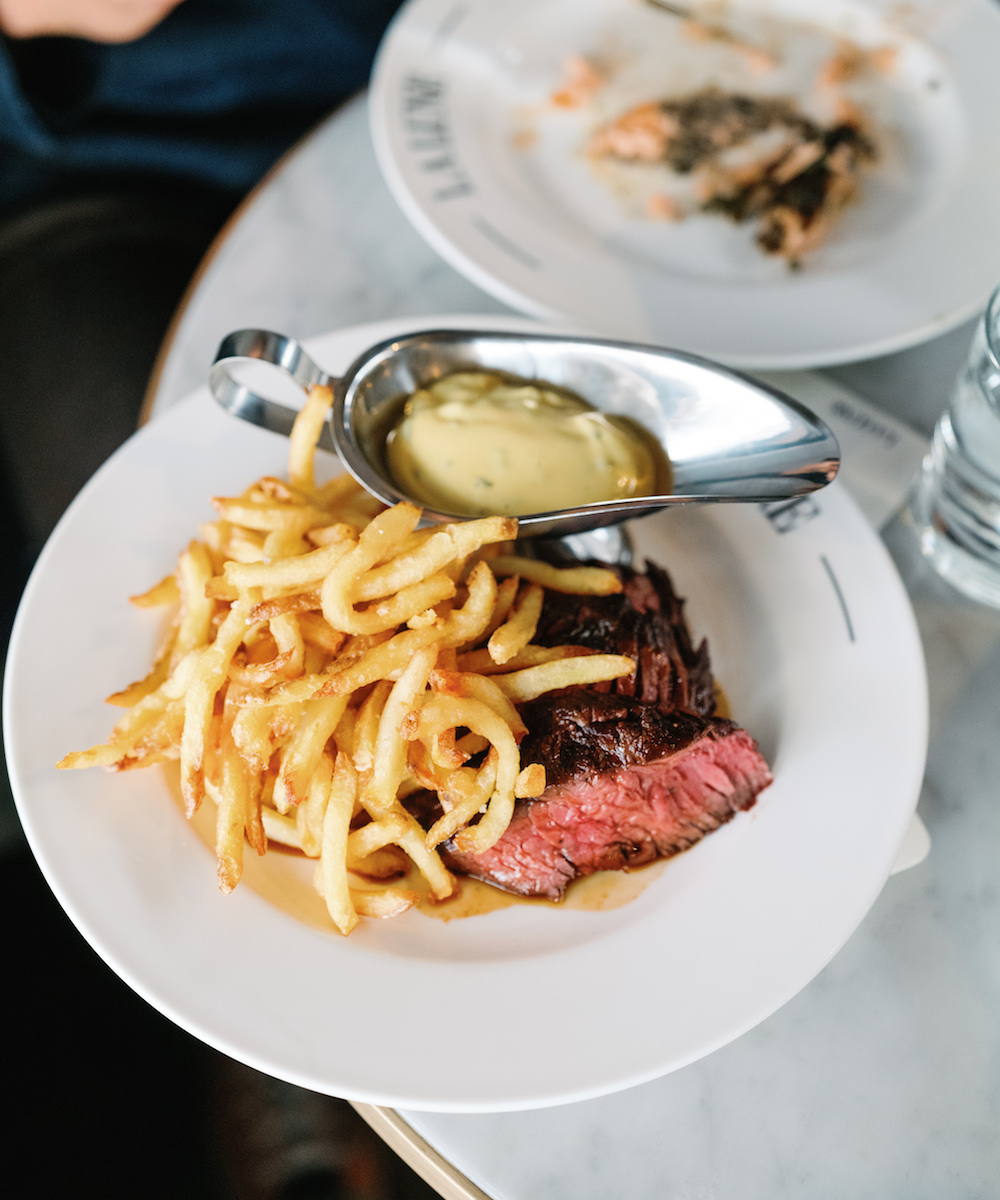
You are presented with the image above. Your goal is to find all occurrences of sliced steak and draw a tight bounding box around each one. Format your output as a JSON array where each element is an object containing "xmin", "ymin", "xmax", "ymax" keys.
[
  {"xmin": 444, "ymin": 692, "xmax": 772, "ymax": 900},
  {"xmin": 532, "ymin": 560, "xmax": 715, "ymax": 716}
]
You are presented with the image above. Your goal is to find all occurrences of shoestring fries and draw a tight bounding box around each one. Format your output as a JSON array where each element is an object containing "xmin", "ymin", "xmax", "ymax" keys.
[{"xmin": 58, "ymin": 383, "xmax": 634, "ymax": 935}]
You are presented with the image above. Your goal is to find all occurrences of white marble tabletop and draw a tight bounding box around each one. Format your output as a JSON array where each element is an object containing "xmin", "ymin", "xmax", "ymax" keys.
[{"xmin": 149, "ymin": 93, "xmax": 1000, "ymax": 1200}]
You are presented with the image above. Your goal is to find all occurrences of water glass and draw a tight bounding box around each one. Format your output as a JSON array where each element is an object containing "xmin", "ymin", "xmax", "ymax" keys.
[{"xmin": 912, "ymin": 285, "xmax": 1000, "ymax": 607}]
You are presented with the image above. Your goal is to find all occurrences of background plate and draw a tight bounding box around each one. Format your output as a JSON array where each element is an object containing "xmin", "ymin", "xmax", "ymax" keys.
[
  {"xmin": 4, "ymin": 315, "xmax": 927, "ymax": 1111},
  {"xmin": 370, "ymin": 0, "xmax": 1000, "ymax": 369}
]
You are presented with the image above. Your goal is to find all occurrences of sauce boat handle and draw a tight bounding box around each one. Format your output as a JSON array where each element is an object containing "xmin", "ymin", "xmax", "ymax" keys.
[{"xmin": 209, "ymin": 328, "xmax": 338, "ymax": 453}]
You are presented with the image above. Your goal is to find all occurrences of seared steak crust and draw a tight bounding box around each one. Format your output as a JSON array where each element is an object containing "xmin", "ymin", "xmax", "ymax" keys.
[
  {"xmin": 428, "ymin": 561, "xmax": 773, "ymax": 900},
  {"xmin": 518, "ymin": 691, "xmax": 718, "ymax": 790},
  {"xmin": 445, "ymin": 699, "xmax": 772, "ymax": 899},
  {"xmin": 532, "ymin": 561, "xmax": 715, "ymax": 716}
]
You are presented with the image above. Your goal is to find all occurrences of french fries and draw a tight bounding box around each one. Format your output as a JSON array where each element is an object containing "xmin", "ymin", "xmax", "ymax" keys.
[{"xmin": 57, "ymin": 382, "xmax": 634, "ymax": 934}]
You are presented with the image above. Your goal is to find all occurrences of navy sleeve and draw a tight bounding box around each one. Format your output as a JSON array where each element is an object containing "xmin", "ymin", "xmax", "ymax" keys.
[{"xmin": 0, "ymin": 0, "xmax": 403, "ymax": 210}]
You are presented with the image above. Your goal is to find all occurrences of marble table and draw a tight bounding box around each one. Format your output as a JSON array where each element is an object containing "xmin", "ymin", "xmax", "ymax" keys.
[{"xmin": 147, "ymin": 93, "xmax": 1000, "ymax": 1200}]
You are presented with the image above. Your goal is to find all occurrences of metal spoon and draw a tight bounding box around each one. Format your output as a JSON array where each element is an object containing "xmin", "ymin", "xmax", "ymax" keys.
[{"xmin": 209, "ymin": 327, "xmax": 839, "ymax": 540}]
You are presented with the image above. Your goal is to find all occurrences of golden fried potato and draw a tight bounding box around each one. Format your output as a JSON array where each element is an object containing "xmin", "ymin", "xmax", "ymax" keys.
[{"xmin": 57, "ymin": 372, "xmax": 635, "ymax": 933}]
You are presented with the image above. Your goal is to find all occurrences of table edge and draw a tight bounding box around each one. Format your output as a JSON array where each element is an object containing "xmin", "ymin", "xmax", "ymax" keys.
[
  {"xmin": 138, "ymin": 91, "xmax": 366, "ymax": 428},
  {"xmin": 351, "ymin": 1104, "xmax": 494, "ymax": 1200}
]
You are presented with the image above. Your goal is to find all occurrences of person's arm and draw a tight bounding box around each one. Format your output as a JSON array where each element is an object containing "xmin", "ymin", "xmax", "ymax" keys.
[{"xmin": 0, "ymin": 0, "xmax": 183, "ymax": 43}]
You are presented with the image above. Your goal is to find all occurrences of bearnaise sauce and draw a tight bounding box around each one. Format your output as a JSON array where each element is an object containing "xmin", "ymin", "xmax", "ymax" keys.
[{"xmin": 385, "ymin": 371, "xmax": 663, "ymax": 516}]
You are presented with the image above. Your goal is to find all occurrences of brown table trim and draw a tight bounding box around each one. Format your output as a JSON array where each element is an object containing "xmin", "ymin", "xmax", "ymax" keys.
[
  {"xmin": 351, "ymin": 1104, "xmax": 495, "ymax": 1200},
  {"xmin": 138, "ymin": 92, "xmax": 362, "ymax": 428}
]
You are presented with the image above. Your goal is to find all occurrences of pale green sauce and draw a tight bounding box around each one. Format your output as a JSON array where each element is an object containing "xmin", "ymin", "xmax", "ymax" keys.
[{"xmin": 385, "ymin": 372, "xmax": 660, "ymax": 517}]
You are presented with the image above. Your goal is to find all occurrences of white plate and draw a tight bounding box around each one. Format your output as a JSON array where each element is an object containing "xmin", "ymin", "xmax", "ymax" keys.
[
  {"xmin": 4, "ymin": 315, "xmax": 927, "ymax": 1112},
  {"xmin": 370, "ymin": 0, "xmax": 1000, "ymax": 369}
]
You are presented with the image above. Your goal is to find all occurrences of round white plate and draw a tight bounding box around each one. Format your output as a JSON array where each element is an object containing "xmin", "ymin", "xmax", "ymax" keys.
[
  {"xmin": 4, "ymin": 315, "xmax": 927, "ymax": 1112},
  {"xmin": 370, "ymin": 0, "xmax": 1000, "ymax": 369}
]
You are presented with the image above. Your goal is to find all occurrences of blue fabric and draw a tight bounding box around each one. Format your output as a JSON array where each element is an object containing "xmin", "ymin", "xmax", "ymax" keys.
[{"xmin": 0, "ymin": 0, "xmax": 403, "ymax": 210}]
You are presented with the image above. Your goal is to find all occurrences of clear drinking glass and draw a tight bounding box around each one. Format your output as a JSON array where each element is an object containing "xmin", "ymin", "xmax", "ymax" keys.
[{"xmin": 912, "ymin": 284, "xmax": 1000, "ymax": 608}]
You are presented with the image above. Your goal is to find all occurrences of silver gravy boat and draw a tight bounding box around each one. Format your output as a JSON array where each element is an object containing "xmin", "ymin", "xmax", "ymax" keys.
[{"xmin": 209, "ymin": 327, "xmax": 839, "ymax": 541}]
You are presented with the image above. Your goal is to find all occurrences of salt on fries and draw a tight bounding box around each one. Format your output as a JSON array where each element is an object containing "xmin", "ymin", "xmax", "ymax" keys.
[{"xmin": 58, "ymin": 384, "xmax": 635, "ymax": 935}]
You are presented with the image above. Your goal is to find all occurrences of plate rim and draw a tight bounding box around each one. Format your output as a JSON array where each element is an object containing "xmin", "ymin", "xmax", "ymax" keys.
[
  {"xmin": 368, "ymin": 0, "xmax": 1000, "ymax": 369},
  {"xmin": 3, "ymin": 313, "xmax": 929, "ymax": 1111}
]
